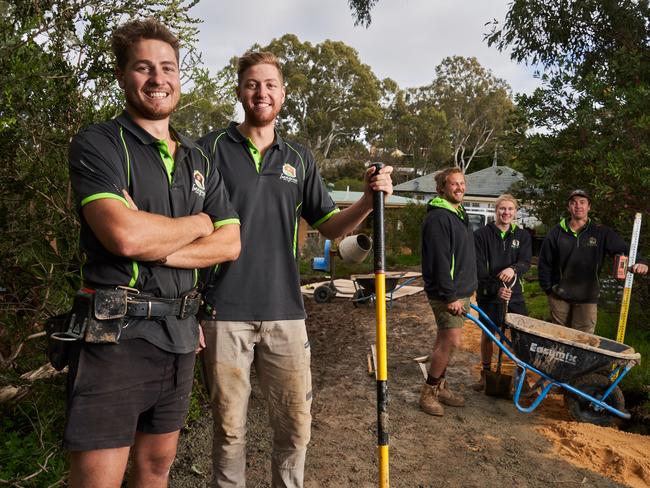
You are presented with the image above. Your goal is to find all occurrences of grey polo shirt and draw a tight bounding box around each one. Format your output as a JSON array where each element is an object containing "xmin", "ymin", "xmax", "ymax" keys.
[
  {"xmin": 69, "ymin": 112, "xmax": 239, "ymax": 353},
  {"xmin": 198, "ymin": 122, "xmax": 339, "ymax": 321}
]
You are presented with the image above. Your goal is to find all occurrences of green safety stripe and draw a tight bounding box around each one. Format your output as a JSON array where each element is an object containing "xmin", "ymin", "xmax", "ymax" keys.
[
  {"xmin": 155, "ymin": 139, "xmax": 175, "ymax": 185},
  {"xmin": 312, "ymin": 208, "xmax": 341, "ymax": 229},
  {"xmin": 293, "ymin": 202, "xmax": 303, "ymax": 257},
  {"xmin": 450, "ymin": 254, "xmax": 456, "ymax": 279},
  {"xmin": 81, "ymin": 192, "xmax": 129, "ymax": 208},
  {"xmin": 285, "ymin": 142, "xmax": 306, "ymax": 178},
  {"xmin": 193, "ymin": 268, "xmax": 198, "ymax": 287},
  {"xmin": 245, "ymin": 138, "xmax": 263, "ymax": 173},
  {"xmin": 128, "ymin": 261, "xmax": 139, "ymax": 287},
  {"xmin": 119, "ymin": 127, "xmax": 131, "ymax": 187},
  {"xmin": 214, "ymin": 218, "xmax": 241, "ymax": 229}
]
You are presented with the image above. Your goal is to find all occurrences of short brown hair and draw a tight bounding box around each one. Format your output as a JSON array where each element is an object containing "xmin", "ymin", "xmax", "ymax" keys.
[
  {"xmin": 495, "ymin": 193, "xmax": 518, "ymax": 209},
  {"xmin": 237, "ymin": 51, "xmax": 283, "ymax": 86},
  {"xmin": 434, "ymin": 167, "xmax": 464, "ymax": 195},
  {"xmin": 111, "ymin": 18, "xmax": 180, "ymax": 71}
]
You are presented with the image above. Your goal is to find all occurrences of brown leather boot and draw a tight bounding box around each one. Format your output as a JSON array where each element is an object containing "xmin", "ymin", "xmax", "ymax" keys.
[
  {"xmin": 419, "ymin": 383, "xmax": 444, "ymax": 416},
  {"xmin": 438, "ymin": 379, "xmax": 465, "ymax": 407},
  {"xmin": 471, "ymin": 369, "xmax": 487, "ymax": 392}
]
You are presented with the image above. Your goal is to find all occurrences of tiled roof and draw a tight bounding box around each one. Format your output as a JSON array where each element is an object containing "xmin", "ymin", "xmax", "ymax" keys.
[{"xmin": 393, "ymin": 165, "xmax": 524, "ymax": 197}]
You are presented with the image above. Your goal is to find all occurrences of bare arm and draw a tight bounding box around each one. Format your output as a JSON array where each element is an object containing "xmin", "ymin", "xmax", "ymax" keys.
[
  {"xmin": 82, "ymin": 198, "xmax": 214, "ymax": 262},
  {"xmin": 165, "ymin": 223, "xmax": 240, "ymax": 269},
  {"xmin": 318, "ymin": 165, "xmax": 393, "ymax": 239}
]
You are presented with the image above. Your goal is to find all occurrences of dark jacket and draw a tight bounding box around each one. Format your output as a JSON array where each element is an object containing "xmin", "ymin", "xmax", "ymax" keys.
[
  {"xmin": 474, "ymin": 223, "xmax": 532, "ymax": 305},
  {"xmin": 422, "ymin": 197, "xmax": 477, "ymax": 302},
  {"xmin": 538, "ymin": 219, "xmax": 629, "ymax": 303}
]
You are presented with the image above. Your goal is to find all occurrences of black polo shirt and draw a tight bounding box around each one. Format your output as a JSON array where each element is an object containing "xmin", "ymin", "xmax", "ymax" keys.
[
  {"xmin": 198, "ymin": 122, "xmax": 339, "ymax": 321},
  {"xmin": 69, "ymin": 112, "xmax": 239, "ymax": 353}
]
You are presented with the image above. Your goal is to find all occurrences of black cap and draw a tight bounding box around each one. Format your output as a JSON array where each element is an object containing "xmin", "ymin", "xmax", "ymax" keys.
[{"xmin": 567, "ymin": 189, "xmax": 590, "ymax": 202}]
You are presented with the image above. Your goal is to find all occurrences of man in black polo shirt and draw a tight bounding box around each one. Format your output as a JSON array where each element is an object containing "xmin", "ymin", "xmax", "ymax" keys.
[
  {"xmin": 67, "ymin": 19, "xmax": 240, "ymax": 487},
  {"xmin": 198, "ymin": 51, "xmax": 393, "ymax": 487}
]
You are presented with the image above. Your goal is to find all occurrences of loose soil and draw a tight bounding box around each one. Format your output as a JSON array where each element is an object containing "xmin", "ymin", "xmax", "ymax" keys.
[{"xmin": 170, "ymin": 281, "xmax": 650, "ymax": 488}]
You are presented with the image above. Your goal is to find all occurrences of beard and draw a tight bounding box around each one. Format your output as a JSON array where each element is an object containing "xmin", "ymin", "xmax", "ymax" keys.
[
  {"xmin": 242, "ymin": 103, "xmax": 281, "ymax": 127},
  {"xmin": 125, "ymin": 90, "xmax": 178, "ymax": 121}
]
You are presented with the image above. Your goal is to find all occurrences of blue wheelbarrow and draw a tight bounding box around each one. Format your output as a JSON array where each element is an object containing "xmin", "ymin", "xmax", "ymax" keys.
[{"xmin": 465, "ymin": 305, "xmax": 641, "ymax": 426}]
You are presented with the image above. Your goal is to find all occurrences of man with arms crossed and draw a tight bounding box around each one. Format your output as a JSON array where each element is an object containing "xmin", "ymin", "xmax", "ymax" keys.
[
  {"xmin": 538, "ymin": 189, "xmax": 647, "ymax": 334},
  {"xmin": 67, "ymin": 19, "xmax": 240, "ymax": 487},
  {"xmin": 420, "ymin": 167, "xmax": 477, "ymax": 416},
  {"xmin": 472, "ymin": 194, "xmax": 531, "ymax": 391},
  {"xmin": 198, "ymin": 51, "xmax": 393, "ymax": 487}
]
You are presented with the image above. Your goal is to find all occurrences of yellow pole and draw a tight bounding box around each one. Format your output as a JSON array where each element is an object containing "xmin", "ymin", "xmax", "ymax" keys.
[
  {"xmin": 616, "ymin": 213, "xmax": 642, "ymax": 344},
  {"xmin": 372, "ymin": 162, "xmax": 389, "ymax": 488}
]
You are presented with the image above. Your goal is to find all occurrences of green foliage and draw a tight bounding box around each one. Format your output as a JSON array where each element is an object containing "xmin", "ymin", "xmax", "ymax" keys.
[
  {"xmin": 347, "ymin": 0, "xmax": 379, "ymax": 27},
  {"xmin": 0, "ymin": 377, "xmax": 67, "ymax": 486}
]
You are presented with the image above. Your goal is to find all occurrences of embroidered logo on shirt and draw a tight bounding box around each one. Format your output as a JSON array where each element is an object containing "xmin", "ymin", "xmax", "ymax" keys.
[
  {"xmin": 192, "ymin": 170, "xmax": 206, "ymax": 198},
  {"xmin": 588, "ymin": 237, "xmax": 597, "ymax": 247},
  {"xmin": 280, "ymin": 163, "xmax": 298, "ymax": 184},
  {"xmin": 511, "ymin": 239, "xmax": 520, "ymax": 249}
]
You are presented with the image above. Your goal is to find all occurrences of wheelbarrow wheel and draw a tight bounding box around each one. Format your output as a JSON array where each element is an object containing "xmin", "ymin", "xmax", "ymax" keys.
[
  {"xmin": 565, "ymin": 373, "xmax": 625, "ymax": 427},
  {"xmin": 352, "ymin": 289, "xmax": 372, "ymax": 307},
  {"xmin": 314, "ymin": 285, "xmax": 334, "ymax": 303}
]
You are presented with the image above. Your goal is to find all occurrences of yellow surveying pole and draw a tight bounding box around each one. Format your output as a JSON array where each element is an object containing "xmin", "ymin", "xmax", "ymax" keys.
[
  {"xmin": 372, "ymin": 162, "xmax": 389, "ymax": 487},
  {"xmin": 616, "ymin": 213, "xmax": 642, "ymax": 344}
]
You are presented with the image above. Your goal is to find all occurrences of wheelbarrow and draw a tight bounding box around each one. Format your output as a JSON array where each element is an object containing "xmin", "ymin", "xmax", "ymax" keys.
[
  {"xmin": 351, "ymin": 272, "xmax": 419, "ymax": 308},
  {"xmin": 465, "ymin": 305, "xmax": 641, "ymax": 426}
]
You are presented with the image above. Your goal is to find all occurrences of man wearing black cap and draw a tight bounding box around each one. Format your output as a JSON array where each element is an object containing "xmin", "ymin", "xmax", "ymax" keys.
[{"xmin": 538, "ymin": 189, "xmax": 647, "ymax": 333}]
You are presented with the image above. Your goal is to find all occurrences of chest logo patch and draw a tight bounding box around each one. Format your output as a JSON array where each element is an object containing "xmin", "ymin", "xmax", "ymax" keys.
[
  {"xmin": 511, "ymin": 239, "xmax": 520, "ymax": 249},
  {"xmin": 192, "ymin": 170, "xmax": 206, "ymax": 198},
  {"xmin": 588, "ymin": 237, "xmax": 597, "ymax": 247},
  {"xmin": 280, "ymin": 163, "xmax": 298, "ymax": 184}
]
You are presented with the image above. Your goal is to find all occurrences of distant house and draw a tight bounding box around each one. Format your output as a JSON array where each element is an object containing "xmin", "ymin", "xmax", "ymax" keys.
[{"xmin": 394, "ymin": 165, "xmax": 540, "ymax": 228}]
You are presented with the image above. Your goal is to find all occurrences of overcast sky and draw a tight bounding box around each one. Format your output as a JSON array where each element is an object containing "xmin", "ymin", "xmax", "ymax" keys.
[{"xmin": 190, "ymin": 0, "xmax": 540, "ymax": 96}]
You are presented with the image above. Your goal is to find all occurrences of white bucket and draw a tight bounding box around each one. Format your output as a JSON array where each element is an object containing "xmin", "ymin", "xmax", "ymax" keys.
[{"xmin": 338, "ymin": 234, "xmax": 373, "ymax": 264}]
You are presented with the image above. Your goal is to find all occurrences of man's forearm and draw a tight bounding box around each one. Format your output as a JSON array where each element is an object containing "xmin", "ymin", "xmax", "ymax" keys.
[
  {"xmin": 83, "ymin": 199, "xmax": 214, "ymax": 261},
  {"xmin": 318, "ymin": 195, "xmax": 372, "ymax": 239},
  {"xmin": 165, "ymin": 224, "xmax": 241, "ymax": 269}
]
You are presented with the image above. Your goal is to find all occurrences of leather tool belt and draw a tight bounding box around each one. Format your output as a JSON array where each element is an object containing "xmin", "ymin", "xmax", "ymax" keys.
[{"xmin": 126, "ymin": 291, "xmax": 201, "ymax": 320}]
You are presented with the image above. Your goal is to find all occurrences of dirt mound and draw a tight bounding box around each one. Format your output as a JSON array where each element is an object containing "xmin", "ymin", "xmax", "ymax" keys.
[{"xmin": 537, "ymin": 421, "xmax": 650, "ymax": 488}]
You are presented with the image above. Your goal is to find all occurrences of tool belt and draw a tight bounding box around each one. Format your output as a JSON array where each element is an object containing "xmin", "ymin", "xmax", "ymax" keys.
[{"xmin": 45, "ymin": 287, "xmax": 200, "ymax": 370}]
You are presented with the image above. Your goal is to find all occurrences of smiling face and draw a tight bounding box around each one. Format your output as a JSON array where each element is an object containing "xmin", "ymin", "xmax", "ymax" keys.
[
  {"xmin": 567, "ymin": 196, "xmax": 591, "ymax": 221},
  {"xmin": 117, "ymin": 38, "xmax": 180, "ymax": 121},
  {"xmin": 442, "ymin": 171, "xmax": 466, "ymax": 205},
  {"xmin": 237, "ymin": 63, "xmax": 286, "ymax": 127},
  {"xmin": 495, "ymin": 200, "xmax": 517, "ymax": 227}
]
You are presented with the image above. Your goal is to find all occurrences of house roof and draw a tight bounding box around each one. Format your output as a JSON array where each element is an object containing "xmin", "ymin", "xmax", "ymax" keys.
[
  {"xmin": 393, "ymin": 165, "xmax": 524, "ymax": 197},
  {"xmin": 329, "ymin": 190, "xmax": 423, "ymax": 208}
]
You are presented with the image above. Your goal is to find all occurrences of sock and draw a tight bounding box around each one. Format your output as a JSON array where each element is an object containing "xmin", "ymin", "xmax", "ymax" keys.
[
  {"xmin": 481, "ymin": 362, "xmax": 491, "ymax": 371},
  {"xmin": 426, "ymin": 374, "xmax": 442, "ymax": 386},
  {"xmin": 440, "ymin": 368, "xmax": 447, "ymax": 378}
]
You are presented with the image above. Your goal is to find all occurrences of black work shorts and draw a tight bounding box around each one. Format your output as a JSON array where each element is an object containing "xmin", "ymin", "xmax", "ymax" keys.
[
  {"xmin": 63, "ymin": 338, "xmax": 195, "ymax": 451},
  {"xmin": 478, "ymin": 301, "xmax": 528, "ymax": 330}
]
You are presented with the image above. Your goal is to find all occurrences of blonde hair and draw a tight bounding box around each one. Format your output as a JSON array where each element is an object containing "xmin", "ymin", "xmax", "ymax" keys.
[
  {"xmin": 237, "ymin": 51, "xmax": 283, "ymax": 86},
  {"xmin": 495, "ymin": 193, "xmax": 518, "ymax": 209}
]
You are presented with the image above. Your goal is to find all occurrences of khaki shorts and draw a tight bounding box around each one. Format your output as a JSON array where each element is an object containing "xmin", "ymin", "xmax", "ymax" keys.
[{"xmin": 428, "ymin": 297, "xmax": 471, "ymax": 329}]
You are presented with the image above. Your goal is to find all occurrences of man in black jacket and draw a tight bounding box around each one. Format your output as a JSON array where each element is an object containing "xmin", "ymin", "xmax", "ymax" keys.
[
  {"xmin": 472, "ymin": 194, "xmax": 531, "ymax": 391},
  {"xmin": 538, "ymin": 189, "xmax": 647, "ymax": 334},
  {"xmin": 420, "ymin": 167, "xmax": 477, "ymax": 416}
]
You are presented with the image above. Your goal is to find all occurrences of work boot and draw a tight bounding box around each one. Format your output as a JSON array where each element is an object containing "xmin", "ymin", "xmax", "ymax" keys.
[
  {"xmin": 419, "ymin": 384, "xmax": 444, "ymax": 416},
  {"xmin": 438, "ymin": 379, "xmax": 465, "ymax": 407},
  {"xmin": 471, "ymin": 370, "xmax": 487, "ymax": 392}
]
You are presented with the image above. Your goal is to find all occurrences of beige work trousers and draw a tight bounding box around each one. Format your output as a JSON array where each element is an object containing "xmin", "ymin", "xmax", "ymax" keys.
[
  {"xmin": 201, "ymin": 319, "xmax": 312, "ymax": 488},
  {"xmin": 548, "ymin": 294, "xmax": 598, "ymax": 334}
]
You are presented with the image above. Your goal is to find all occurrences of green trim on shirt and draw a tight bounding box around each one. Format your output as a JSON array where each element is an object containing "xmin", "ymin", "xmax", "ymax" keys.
[
  {"xmin": 119, "ymin": 126, "xmax": 131, "ymax": 187},
  {"xmin": 214, "ymin": 218, "xmax": 241, "ymax": 229},
  {"xmin": 293, "ymin": 202, "xmax": 303, "ymax": 258},
  {"xmin": 155, "ymin": 139, "xmax": 175, "ymax": 185},
  {"xmin": 245, "ymin": 138, "xmax": 263, "ymax": 173},
  {"xmin": 81, "ymin": 193, "xmax": 129, "ymax": 208},
  {"xmin": 128, "ymin": 261, "xmax": 139, "ymax": 287},
  {"xmin": 312, "ymin": 208, "xmax": 341, "ymax": 229},
  {"xmin": 428, "ymin": 196, "xmax": 466, "ymax": 220}
]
